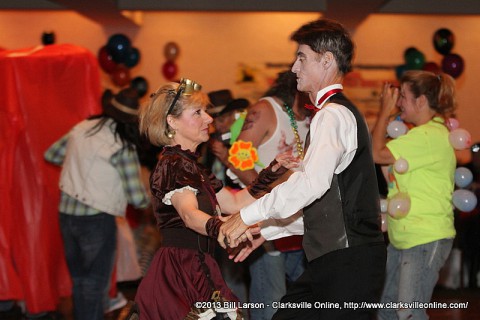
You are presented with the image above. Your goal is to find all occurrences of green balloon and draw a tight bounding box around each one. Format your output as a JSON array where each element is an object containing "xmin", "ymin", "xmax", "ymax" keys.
[{"xmin": 404, "ymin": 48, "xmax": 425, "ymax": 70}]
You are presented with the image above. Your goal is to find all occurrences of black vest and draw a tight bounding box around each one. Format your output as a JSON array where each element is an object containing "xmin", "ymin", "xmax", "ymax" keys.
[{"xmin": 302, "ymin": 93, "xmax": 384, "ymax": 261}]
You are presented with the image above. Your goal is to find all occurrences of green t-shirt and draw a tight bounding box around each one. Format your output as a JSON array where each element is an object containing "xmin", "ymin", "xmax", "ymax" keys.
[{"xmin": 386, "ymin": 117, "xmax": 456, "ymax": 249}]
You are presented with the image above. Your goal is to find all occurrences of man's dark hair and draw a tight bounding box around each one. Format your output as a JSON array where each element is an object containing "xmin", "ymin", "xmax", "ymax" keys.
[
  {"xmin": 291, "ymin": 19, "xmax": 354, "ymax": 74},
  {"xmin": 263, "ymin": 70, "xmax": 298, "ymax": 107}
]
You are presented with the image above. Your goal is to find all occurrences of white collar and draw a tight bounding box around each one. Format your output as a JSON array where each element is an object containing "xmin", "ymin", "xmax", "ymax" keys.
[{"xmin": 314, "ymin": 84, "xmax": 343, "ymax": 110}]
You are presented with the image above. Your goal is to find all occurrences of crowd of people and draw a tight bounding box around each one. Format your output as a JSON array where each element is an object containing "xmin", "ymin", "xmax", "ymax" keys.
[{"xmin": 2, "ymin": 17, "xmax": 468, "ymax": 320}]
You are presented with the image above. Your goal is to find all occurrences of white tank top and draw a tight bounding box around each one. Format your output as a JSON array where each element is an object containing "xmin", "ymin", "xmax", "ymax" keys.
[{"xmin": 254, "ymin": 96, "xmax": 310, "ymax": 172}]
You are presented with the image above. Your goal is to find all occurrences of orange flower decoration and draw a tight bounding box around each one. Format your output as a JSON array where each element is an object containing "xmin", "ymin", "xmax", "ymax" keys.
[{"xmin": 228, "ymin": 140, "xmax": 259, "ymax": 171}]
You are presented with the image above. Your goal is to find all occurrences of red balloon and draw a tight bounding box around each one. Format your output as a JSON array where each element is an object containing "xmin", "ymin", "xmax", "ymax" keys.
[
  {"xmin": 422, "ymin": 61, "xmax": 441, "ymax": 74},
  {"xmin": 442, "ymin": 53, "xmax": 464, "ymax": 79},
  {"xmin": 111, "ymin": 65, "xmax": 131, "ymax": 87},
  {"xmin": 162, "ymin": 61, "xmax": 178, "ymax": 80},
  {"xmin": 98, "ymin": 46, "xmax": 118, "ymax": 74}
]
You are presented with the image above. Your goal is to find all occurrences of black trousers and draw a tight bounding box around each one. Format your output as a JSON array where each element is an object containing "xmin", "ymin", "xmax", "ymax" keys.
[{"xmin": 272, "ymin": 242, "xmax": 386, "ymax": 320}]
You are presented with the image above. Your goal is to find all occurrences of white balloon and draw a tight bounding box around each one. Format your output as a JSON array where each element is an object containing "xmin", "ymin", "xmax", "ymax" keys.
[
  {"xmin": 380, "ymin": 213, "xmax": 388, "ymax": 233},
  {"xmin": 380, "ymin": 198, "xmax": 388, "ymax": 213},
  {"xmin": 387, "ymin": 120, "xmax": 408, "ymax": 139},
  {"xmin": 394, "ymin": 158, "xmax": 409, "ymax": 174},
  {"xmin": 449, "ymin": 128, "xmax": 472, "ymax": 150},
  {"xmin": 387, "ymin": 192, "xmax": 411, "ymax": 219},
  {"xmin": 455, "ymin": 167, "xmax": 473, "ymax": 188},
  {"xmin": 452, "ymin": 189, "xmax": 478, "ymax": 212}
]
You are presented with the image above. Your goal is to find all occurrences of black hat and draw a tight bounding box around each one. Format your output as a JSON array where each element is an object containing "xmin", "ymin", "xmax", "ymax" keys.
[
  {"xmin": 218, "ymin": 98, "xmax": 249, "ymax": 116},
  {"xmin": 208, "ymin": 89, "xmax": 249, "ymax": 117},
  {"xmin": 101, "ymin": 88, "xmax": 140, "ymax": 123}
]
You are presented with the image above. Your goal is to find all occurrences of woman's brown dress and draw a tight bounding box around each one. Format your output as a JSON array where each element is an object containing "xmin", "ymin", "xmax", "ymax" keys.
[{"xmin": 135, "ymin": 145, "xmax": 239, "ymax": 319}]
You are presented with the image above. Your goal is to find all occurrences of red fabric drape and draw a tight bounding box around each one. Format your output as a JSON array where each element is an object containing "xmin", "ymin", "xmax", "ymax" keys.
[{"xmin": 0, "ymin": 44, "xmax": 102, "ymax": 313}]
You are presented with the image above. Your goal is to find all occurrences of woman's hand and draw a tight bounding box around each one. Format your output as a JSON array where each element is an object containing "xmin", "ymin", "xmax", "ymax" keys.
[
  {"xmin": 272, "ymin": 151, "xmax": 301, "ymax": 172},
  {"xmin": 380, "ymin": 82, "xmax": 400, "ymax": 117},
  {"xmin": 227, "ymin": 234, "xmax": 266, "ymax": 262}
]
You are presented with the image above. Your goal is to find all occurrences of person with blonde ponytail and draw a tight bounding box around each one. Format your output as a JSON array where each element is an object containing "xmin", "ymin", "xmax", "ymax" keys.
[{"xmin": 372, "ymin": 70, "xmax": 457, "ymax": 320}]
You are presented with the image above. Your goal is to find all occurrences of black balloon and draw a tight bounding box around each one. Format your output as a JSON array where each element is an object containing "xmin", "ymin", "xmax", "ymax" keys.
[
  {"xmin": 124, "ymin": 47, "xmax": 140, "ymax": 68},
  {"xmin": 106, "ymin": 33, "xmax": 132, "ymax": 63},
  {"xmin": 130, "ymin": 76, "xmax": 149, "ymax": 97},
  {"xmin": 433, "ymin": 28, "xmax": 455, "ymax": 55},
  {"xmin": 42, "ymin": 31, "xmax": 55, "ymax": 45},
  {"xmin": 441, "ymin": 53, "xmax": 464, "ymax": 78}
]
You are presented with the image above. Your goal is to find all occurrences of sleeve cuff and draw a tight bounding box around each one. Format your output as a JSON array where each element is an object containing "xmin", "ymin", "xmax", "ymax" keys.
[{"xmin": 240, "ymin": 204, "xmax": 264, "ymax": 226}]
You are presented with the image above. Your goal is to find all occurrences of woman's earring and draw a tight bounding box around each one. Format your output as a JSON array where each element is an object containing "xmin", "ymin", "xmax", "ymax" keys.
[{"xmin": 167, "ymin": 130, "xmax": 175, "ymax": 139}]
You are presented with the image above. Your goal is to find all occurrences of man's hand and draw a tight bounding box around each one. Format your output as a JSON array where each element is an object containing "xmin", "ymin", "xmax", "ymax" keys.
[
  {"xmin": 228, "ymin": 234, "xmax": 266, "ymax": 262},
  {"xmin": 210, "ymin": 139, "xmax": 229, "ymax": 166},
  {"xmin": 218, "ymin": 212, "xmax": 250, "ymax": 249}
]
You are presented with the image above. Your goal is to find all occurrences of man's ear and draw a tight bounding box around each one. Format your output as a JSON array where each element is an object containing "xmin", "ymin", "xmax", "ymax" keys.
[{"xmin": 322, "ymin": 51, "xmax": 335, "ymax": 69}]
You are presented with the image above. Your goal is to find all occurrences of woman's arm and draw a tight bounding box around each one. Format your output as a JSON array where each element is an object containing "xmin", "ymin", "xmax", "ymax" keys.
[
  {"xmin": 372, "ymin": 83, "xmax": 398, "ymax": 165},
  {"xmin": 216, "ymin": 153, "xmax": 299, "ymax": 214},
  {"xmin": 170, "ymin": 189, "xmax": 212, "ymax": 236}
]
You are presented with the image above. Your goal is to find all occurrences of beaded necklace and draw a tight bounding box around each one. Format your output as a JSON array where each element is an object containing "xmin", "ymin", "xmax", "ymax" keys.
[{"xmin": 284, "ymin": 103, "xmax": 304, "ymax": 159}]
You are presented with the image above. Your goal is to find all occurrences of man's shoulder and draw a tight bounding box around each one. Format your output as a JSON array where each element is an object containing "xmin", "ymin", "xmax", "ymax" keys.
[
  {"xmin": 245, "ymin": 99, "xmax": 276, "ymax": 124},
  {"xmin": 249, "ymin": 98, "xmax": 275, "ymax": 112}
]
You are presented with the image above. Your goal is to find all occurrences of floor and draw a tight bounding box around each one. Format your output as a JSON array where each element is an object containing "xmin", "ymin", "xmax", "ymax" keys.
[{"xmin": 1, "ymin": 282, "xmax": 478, "ymax": 319}]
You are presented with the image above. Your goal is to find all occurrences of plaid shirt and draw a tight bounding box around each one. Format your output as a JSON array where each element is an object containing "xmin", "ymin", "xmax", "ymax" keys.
[{"xmin": 45, "ymin": 133, "xmax": 150, "ymax": 216}]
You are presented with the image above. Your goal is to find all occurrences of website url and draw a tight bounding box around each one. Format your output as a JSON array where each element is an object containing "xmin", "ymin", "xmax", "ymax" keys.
[{"xmin": 344, "ymin": 301, "xmax": 469, "ymax": 310}]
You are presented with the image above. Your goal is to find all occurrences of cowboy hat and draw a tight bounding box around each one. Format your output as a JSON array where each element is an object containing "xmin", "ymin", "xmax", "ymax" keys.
[{"xmin": 101, "ymin": 88, "xmax": 140, "ymax": 123}]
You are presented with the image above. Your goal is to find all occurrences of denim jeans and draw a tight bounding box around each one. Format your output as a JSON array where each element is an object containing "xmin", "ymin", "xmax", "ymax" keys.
[
  {"xmin": 284, "ymin": 249, "xmax": 306, "ymax": 284},
  {"xmin": 378, "ymin": 239, "xmax": 453, "ymax": 320},
  {"xmin": 60, "ymin": 212, "xmax": 117, "ymax": 320},
  {"xmin": 248, "ymin": 243, "xmax": 306, "ymax": 320}
]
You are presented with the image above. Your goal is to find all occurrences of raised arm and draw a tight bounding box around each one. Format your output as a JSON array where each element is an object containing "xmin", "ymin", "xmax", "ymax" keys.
[{"xmin": 372, "ymin": 83, "xmax": 398, "ymax": 165}]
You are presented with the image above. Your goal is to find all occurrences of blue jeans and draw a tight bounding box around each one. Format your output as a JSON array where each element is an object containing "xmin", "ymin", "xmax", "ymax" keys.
[
  {"xmin": 60, "ymin": 213, "xmax": 117, "ymax": 320},
  {"xmin": 378, "ymin": 239, "xmax": 453, "ymax": 320},
  {"xmin": 249, "ymin": 243, "xmax": 306, "ymax": 320},
  {"xmin": 284, "ymin": 249, "xmax": 305, "ymax": 283}
]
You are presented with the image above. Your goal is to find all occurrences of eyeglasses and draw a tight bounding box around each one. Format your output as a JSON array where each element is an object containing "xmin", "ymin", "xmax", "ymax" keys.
[{"xmin": 166, "ymin": 78, "xmax": 202, "ymax": 115}]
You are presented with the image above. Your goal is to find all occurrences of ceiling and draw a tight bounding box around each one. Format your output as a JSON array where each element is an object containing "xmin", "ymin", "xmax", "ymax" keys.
[{"xmin": 1, "ymin": 0, "xmax": 479, "ymax": 30}]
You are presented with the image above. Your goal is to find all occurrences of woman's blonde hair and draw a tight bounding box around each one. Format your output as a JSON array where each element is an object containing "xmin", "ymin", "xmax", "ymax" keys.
[{"xmin": 139, "ymin": 82, "xmax": 210, "ymax": 146}]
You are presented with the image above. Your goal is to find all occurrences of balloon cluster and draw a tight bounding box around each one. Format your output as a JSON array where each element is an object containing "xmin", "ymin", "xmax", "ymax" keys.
[
  {"xmin": 98, "ymin": 33, "xmax": 149, "ymax": 97},
  {"xmin": 446, "ymin": 117, "xmax": 471, "ymax": 151},
  {"xmin": 448, "ymin": 118, "xmax": 477, "ymax": 212},
  {"xmin": 379, "ymin": 191, "xmax": 411, "ymax": 221},
  {"xmin": 453, "ymin": 167, "xmax": 477, "ymax": 212},
  {"xmin": 162, "ymin": 42, "xmax": 180, "ymax": 80},
  {"xmin": 382, "ymin": 117, "xmax": 412, "ymax": 219},
  {"xmin": 396, "ymin": 28, "xmax": 464, "ymax": 80}
]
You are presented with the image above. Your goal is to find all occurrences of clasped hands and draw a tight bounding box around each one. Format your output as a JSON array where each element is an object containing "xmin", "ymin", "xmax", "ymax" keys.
[{"xmin": 217, "ymin": 213, "xmax": 264, "ymax": 263}]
